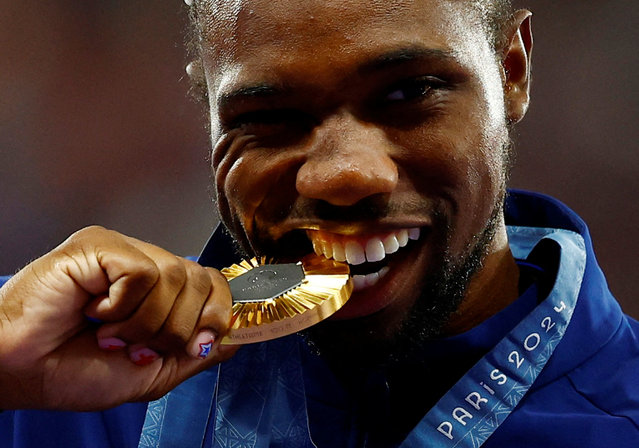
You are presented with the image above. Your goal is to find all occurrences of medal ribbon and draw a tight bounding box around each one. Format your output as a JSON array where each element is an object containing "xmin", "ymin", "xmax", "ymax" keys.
[
  {"xmin": 138, "ymin": 227, "xmax": 585, "ymax": 448},
  {"xmin": 399, "ymin": 227, "xmax": 585, "ymax": 447}
]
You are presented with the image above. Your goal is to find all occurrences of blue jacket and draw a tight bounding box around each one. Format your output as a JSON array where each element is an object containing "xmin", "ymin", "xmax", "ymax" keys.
[{"xmin": 1, "ymin": 190, "xmax": 638, "ymax": 447}]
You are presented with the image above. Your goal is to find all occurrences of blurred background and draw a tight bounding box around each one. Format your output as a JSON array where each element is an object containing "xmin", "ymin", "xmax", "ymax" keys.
[{"xmin": 1, "ymin": 1, "xmax": 638, "ymax": 317}]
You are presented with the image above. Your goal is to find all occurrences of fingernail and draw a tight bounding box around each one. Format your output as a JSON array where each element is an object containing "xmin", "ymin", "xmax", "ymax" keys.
[
  {"xmin": 98, "ymin": 337, "xmax": 127, "ymax": 351},
  {"xmin": 192, "ymin": 330, "xmax": 216, "ymax": 360},
  {"xmin": 129, "ymin": 346, "xmax": 160, "ymax": 366}
]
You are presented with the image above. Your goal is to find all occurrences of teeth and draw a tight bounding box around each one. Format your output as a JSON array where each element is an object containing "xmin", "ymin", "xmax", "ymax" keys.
[
  {"xmin": 345, "ymin": 241, "xmax": 366, "ymax": 265},
  {"xmin": 312, "ymin": 239, "xmax": 322, "ymax": 256},
  {"xmin": 364, "ymin": 271, "xmax": 379, "ymax": 286},
  {"xmin": 332, "ymin": 241, "xmax": 346, "ymax": 262},
  {"xmin": 307, "ymin": 227, "xmax": 421, "ymax": 267},
  {"xmin": 397, "ymin": 229, "xmax": 409, "ymax": 247},
  {"xmin": 352, "ymin": 266, "xmax": 392, "ymax": 292},
  {"xmin": 323, "ymin": 240, "xmax": 333, "ymax": 259},
  {"xmin": 352, "ymin": 275, "xmax": 368, "ymax": 291},
  {"xmin": 382, "ymin": 234, "xmax": 400, "ymax": 254},
  {"xmin": 365, "ymin": 238, "xmax": 385, "ymax": 262}
]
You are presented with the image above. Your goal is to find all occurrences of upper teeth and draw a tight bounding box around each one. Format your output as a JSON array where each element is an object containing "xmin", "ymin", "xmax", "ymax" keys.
[{"xmin": 308, "ymin": 228, "xmax": 421, "ymax": 265}]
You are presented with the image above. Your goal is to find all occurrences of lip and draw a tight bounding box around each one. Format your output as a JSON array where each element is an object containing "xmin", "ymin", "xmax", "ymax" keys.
[
  {"xmin": 305, "ymin": 227, "xmax": 427, "ymax": 319},
  {"xmin": 264, "ymin": 216, "xmax": 431, "ymax": 241}
]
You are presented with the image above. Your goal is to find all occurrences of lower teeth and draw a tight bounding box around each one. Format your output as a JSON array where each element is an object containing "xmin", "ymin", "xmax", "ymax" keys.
[{"xmin": 352, "ymin": 266, "xmax": 390, "ymax": 291}]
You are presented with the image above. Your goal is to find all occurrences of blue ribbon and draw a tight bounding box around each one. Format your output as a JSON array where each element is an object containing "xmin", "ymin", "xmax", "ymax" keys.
[
  {"xmin": 138, "ymin": 369, "xmax": 218, "ymax": 448},
  {"xmin": 212, "ymin": 335, "xmax": 315, "ymax": 448},
  {"xmin": 400, "ymin": 227, "xmax": 585, "ymax": 447}
]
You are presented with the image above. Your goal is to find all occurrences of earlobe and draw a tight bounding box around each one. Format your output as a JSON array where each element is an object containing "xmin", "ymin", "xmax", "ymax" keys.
[
  {"xmin": 186, "ymin": 59, "xmax": 205, "ymax": 82},
  {"xmin": 502, "ymin": 10, "xmax": 533, "ymax": 124}
]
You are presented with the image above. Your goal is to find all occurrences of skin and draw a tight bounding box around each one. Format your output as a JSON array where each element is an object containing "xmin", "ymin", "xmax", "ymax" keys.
[
  {"xmin": 0, "ymin": 226, "xmax": 238, "ymax": 410},
  {"xmin": 200, "ymin": 0, "xmax": 532, "ymax": 340},
  {"xmin": 197, "ymin": 0, "xmax": 532, "ymax": 437},
  {"xmin": 0, "ymin": 0, "xmax": 532, "ymax": 420}
]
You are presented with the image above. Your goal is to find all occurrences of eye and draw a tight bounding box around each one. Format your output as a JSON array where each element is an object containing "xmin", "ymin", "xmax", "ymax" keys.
[
  {"xmin": 229, "ymin": 109, "xmax": 306, "ymax": 129},
  {"xmin": 383, "ymin": 76, "xmax": 446, "ymax": 103},
  {"xmin": 224, "ymin": 108, "xmax": 316, "ymax": 145}
]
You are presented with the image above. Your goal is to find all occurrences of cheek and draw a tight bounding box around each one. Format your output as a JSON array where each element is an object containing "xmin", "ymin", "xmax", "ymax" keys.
[
  {"xmin": 215, "ymin": 146, "xmax": 300, "ymax": 237},
  {"xmin": 218, "ymin": 154, "xmax": 265, "ymax": 234},
  {"xmin": 390, "ymin": 118, "xmax": 486, "ymax": 201},
  {"xmin": 389, "ymin": 105, "xmax": 507, "ymax": 233}
]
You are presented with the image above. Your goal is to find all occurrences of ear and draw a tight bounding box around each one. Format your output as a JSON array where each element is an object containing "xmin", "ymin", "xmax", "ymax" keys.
[
  {"xmin": 501, "ymin": 10, "xmax": 533, "ymax": 124},
  {"xmin": 186, "ymin": 59, "xmax": 208, "ymax": 103}
]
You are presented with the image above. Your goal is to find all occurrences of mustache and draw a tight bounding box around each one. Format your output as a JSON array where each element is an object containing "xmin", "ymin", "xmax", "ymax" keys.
[
  {"xmin": 297, "ymin": 195, "xmax": 393, "ymax": 223},
  {"xmin": 252, "ymin": 195, "xmax": 446, "ymax": 258},
  {"xmin": 253, "ymin": 196, "xmax": 395, "ymax": 257},
  {"xmin": 265, "ymin": 194, "xmax": 439, "ymax": 228}
]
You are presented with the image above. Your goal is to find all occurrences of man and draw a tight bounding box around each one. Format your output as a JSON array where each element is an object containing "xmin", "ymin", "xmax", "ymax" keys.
[{"xmin": 1, "ymin": 0, "xmax": 637, "ymax": 447}]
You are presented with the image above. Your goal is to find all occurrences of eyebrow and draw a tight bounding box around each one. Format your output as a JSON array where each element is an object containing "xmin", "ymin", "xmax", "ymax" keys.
[
  {"xmin": 216, "ymin": 47, "xmax": 460, "ymax": 110},
  {"xmin": 359, "ymin": 47, "xmax": 460, "ymax": 74},
  {"xmin": 217, "ymin": 84, "xmax": 283, "ymax": 110}
]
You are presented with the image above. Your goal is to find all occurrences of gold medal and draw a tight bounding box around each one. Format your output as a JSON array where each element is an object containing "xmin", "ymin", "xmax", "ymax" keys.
[{"xmin": 220, "ymin": 254, "xmax": 352, "ymax": 344}]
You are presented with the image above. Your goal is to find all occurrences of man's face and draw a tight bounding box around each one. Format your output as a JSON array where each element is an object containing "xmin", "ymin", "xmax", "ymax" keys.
[{"xmin": 199, "ymin": 0, "xmax": 513, "ymax": 337}]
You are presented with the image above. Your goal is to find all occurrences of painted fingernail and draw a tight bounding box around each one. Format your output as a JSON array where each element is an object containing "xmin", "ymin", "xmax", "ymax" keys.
[
  {"xmin": 98, "ymin": 337, "xmax": 127, "ymax": 351},
  {"xmin": 129, "ymin": 346, "xmax": 160, "ymax": 366},
  {"xmin": 193, "ymin": 330, "xmax": 216, "ymax": 360}
]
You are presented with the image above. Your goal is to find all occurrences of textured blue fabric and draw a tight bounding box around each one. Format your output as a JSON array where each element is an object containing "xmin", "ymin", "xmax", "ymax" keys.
[{"xmin": 1, "ymin": 190, "xmax": 638, "ymax": 447}]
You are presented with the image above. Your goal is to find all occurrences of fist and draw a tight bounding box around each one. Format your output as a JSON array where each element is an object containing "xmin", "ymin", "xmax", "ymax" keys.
[{"xmin": 0, "ymin": 226, "xmax": 237, "ymax": 411}]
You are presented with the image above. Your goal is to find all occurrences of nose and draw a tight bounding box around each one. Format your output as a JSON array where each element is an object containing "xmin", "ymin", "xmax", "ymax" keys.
[{"xmin": 295, "ymin": 112, "xmax": 398, "ymax": 206}]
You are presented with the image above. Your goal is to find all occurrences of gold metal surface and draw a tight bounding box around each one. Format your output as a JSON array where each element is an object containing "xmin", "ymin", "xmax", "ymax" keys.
[{"xmin": 220, "ymin": 254, "xmax": 352, "ymax": 344}]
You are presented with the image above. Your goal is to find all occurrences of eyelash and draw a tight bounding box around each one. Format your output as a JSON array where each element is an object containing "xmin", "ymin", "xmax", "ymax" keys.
[
  {"xmin": 225, "ymin": 76, "xmax": 449, "ymax": 130},
  {"xmin": 228, "ymin": 109, "xmax": 320, "ymax": 134},
  {"xmin": 229, "ymin": 109, "xmax": 296, "ymax": 128},
  {"xmin": 382, "ymin": 76, "xmax": 447, "ymax": 104}
]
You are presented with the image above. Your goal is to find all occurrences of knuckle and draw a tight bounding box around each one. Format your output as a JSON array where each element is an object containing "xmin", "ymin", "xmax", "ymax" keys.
[
  {"xmin": 157, "ymin": 258, "xmax": 187, "ymax": 289},
  {"xmin": 56, "ymin": 226, "xmax": 109, "ymax": 252},
  {"xmin": 71, "ymin": 225, "xmax": 108, "ymax": 238},
  {"xmin": 185, "ymin": 261, "xmax": 212, "ymax": 297},
  {"xmin": 129, "ymin": 262, "xmax": 161, "ymax": 291},
  {"xmin": 203, "ymin": 306, "xmax": 233, "ymax": 335},
  {"xmin": 210, "ymin": 271, "xmax": 233, "ymax": 309},
  {"xmin": 69, "ymin": 225, "xmax": 115, "ymax": 245},
  {"xmin": 78, "ymin": 224, "xmax": 108, "ymax": 234}
]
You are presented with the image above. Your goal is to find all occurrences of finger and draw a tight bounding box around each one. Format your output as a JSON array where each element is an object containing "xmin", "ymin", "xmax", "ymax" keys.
[
  {"xmin": 144, "ymin": 259, "xmax": 213, "ymax": 353},
  {"xmin": 128, "ymin": 344, "xmax": 161, "ymax": 367},
  {"xmin": 57, "ymin": 227, "xmax": 161, "ymax": 321},
  {"xmin": 96, "ymin": 252, "xmax": 188, "ymax": 344},
  {"xmin": 185, "ymin": 268, "xmax": 233, "ymax": 359}
]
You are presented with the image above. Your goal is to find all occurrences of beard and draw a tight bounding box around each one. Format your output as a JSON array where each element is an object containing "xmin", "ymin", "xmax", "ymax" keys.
[{"xmin": 299, "ymin": 198, "xmax": 503, "ymax": 372}]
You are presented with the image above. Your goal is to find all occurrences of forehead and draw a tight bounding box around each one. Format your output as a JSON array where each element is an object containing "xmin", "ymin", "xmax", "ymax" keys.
[{"xmin": 197, "ymin": 0, "xmax": 490, "ymax": 97}]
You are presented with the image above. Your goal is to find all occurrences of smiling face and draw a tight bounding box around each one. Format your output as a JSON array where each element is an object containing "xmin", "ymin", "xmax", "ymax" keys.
[{"xmin": 193, "ymin": 0, "xmax": 529, "ymax": 349}]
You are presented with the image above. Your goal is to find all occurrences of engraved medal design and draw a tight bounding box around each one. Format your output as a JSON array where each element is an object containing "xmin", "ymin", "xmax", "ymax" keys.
[{"xmin": 220, "ymin": 254, "xmax": 352, "ymax": 344}]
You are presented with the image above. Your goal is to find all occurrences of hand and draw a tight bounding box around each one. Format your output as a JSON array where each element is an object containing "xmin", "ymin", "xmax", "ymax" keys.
[{"xmin": 0, "ymin": 226, "xmax": 238, "ymax": 411}]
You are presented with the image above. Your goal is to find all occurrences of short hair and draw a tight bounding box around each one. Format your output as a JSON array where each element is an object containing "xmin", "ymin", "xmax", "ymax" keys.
[
  {"xmin": 184, "ymin": 0, "xmax": 514, "ymax": 104},
  {"xmin": 186, "ymin": 0, "xmax": 514, "ymax": 52}
]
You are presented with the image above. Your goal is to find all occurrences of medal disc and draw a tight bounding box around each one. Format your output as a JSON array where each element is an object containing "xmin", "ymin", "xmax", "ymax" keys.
[{"xmin": 220, "ymin": 254, "xmax": 352, "ymax": 344}]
